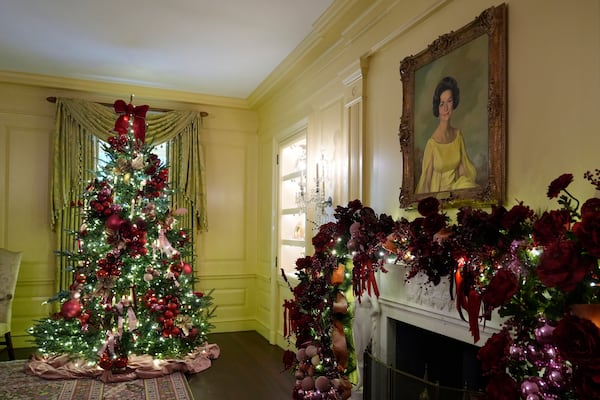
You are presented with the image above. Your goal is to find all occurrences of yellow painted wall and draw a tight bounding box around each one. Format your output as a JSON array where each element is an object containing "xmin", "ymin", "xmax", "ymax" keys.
[
  {"xmin": 0, "ymin": 80, "xmax": 260, "ymax": 347},
  {"xmin": 255, "ymin": 0, "xmax": 600, "ymax": 345},
  {"xmin": 1, "ymin": 0, "xmax": 599, "ymax": 350}
]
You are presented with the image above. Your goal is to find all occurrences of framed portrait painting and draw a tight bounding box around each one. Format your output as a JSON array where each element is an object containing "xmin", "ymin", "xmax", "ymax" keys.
[{"xmin": 398, "ymin": 4, "xmax": 507, "ymax": 208}]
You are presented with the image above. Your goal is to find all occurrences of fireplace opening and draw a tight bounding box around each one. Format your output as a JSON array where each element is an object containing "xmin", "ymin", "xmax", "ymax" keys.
[{"xmin": 393, "ymin": 319, "xmax": 486, "ymax": 391}]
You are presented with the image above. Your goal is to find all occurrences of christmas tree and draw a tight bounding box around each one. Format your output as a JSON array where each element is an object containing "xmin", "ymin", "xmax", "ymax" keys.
[{"xmin": 29, "ymin": 99, "xmax": 215, "ymax": 372}]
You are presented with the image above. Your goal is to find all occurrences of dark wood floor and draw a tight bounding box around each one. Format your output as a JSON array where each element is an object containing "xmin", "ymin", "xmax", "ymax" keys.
[
  {"xmin": 0, "ymin": 331, "xmax": 296, "ymax": 399},
  {"xmin": 188, "ymin": 331, "xmax": 295, "ymax": 399}
]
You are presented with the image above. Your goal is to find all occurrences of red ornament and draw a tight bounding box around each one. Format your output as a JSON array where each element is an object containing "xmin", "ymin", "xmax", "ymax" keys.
[
  {"xmin": 182, "ymin": 263, "xmax": 193, "ymax": 275},
  {"xmin": 188, "ymin": 327, "xmax": 199, "ymax": 340},
  {"xmin": 113, "ymin": 356, "xmax": 128, "ymax": 369},
  {"xmin": 98, "ymin": 352, "xmax": 113, "ymax": 370},
  {"xmin": 106, "ymin": 214, "xmax": 125, "ymax": 230},
  {"xmin": 61, "ymin": 299, "xmax": 82, "ymax": 319}
]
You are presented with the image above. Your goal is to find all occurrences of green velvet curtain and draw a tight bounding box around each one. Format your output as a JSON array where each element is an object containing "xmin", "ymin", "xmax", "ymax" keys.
[{"xmin": 50, "ymin": 97, "xmax": 208, "ymax": 291}]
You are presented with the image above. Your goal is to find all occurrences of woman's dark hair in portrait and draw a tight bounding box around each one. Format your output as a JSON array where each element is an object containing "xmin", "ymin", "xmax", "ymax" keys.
[{"xmin": 432, "ymin": 76, "xmax": 460, "ymax": 117}]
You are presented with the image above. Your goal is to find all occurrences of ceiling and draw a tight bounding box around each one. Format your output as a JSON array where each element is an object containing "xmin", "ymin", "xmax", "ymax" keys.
[{"xmin": 0, "ymin": 0, "xmax": 334, "ymax": 99}]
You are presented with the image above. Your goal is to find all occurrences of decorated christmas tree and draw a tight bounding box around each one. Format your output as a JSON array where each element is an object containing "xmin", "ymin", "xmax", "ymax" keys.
[{"xmin": 29, "ymin": 99, "xmax": 215, "ymax": 373}]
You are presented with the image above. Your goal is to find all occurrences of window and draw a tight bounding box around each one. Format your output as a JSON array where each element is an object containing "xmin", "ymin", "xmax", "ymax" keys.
[{"xmin": 97, "ymin": 140, "xmax": 169, "ymax": 169}]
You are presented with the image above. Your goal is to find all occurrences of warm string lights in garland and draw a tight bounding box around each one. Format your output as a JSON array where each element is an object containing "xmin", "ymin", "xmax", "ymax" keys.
[
  {"xmin": 29, "ymin": 98, "xmax": 215, "ymax": 371},
  {"xmin": 284, "ymin": 171, "xmax": 600, "ymax": 399},
  {"xmin": 283, "ymin": 200, "xmax": 394, "ymax": 400}
]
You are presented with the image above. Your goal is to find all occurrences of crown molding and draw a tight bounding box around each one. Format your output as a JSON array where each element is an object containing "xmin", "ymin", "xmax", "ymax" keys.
[{"xmin": 0, "ymin": 70, "xmax": 251, "ymax": 110}]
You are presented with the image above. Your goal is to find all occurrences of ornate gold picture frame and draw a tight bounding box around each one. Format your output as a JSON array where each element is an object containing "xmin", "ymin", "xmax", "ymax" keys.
[{"xmin": 398, "ymin": 4, "xmax": 507, "ymax": 208}]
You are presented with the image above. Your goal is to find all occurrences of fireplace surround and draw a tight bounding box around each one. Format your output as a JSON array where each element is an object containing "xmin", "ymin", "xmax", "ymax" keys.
[{"xmin": 366, "ymin": 264, "xmax": 502, "ymax": 395}]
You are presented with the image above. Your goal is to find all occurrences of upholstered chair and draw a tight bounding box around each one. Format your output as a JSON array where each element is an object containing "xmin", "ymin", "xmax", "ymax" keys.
[{"xmin": 0, "ymin": 248, "xmax": 22, "ymax": 360}]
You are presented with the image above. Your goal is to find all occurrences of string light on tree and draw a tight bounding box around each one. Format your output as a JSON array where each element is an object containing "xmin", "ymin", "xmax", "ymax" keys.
[{"xmin": 29, "ymin": 98, "xmax": 216, "ymax": 375}]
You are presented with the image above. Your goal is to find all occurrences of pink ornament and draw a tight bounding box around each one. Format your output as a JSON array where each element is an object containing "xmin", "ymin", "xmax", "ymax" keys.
[
  {"xmin": 346, "ymin": 239, "xmax": 358, "ymax": 252},
  {"xmin": 526, "ymin": 395, "xmax": 542, "ymax": 400},
  {"xmin": 296, "ymin": 348, "xmax": 306, "ymax": 362},
  {"xmin": 315, "ymin": 376, "xmax": 330, "ymax": 392},
  {"xmin": 182, "ymin": 263, "xmax": 193, "ymax": 275},
  {"xmin": 305, "ymin": 344, "xmax": 318, "ymax": 358},
  {"xmin": 520, "ymin": 379, "xmax": 540, "ymax": 396},
  {"xmin": 546, "ymin": 367, "xmax": 565, "ymax": 388},
  {"xmin": 534, "ymin": 323, "xmax": 555, "ymax": 344},
  {"xmin": 509, "ymin": 344, "xmax": 524, "ymax": 360},
  {"xmin": 301, "ymin": 376, "xmax": 315, "ymax": 391},
  {"xmin": 544, "ymin": 345, "xmax": 557, "ymax": 361},
  {"xmin": 526, "ymin": 344, "xmax": 544, "ymax": 365}
]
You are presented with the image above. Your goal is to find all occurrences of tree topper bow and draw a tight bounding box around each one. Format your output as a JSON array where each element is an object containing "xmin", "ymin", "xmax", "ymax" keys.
[{"xmin": 113, "ymin": 99, "xmax": 149, "ymax": 143}]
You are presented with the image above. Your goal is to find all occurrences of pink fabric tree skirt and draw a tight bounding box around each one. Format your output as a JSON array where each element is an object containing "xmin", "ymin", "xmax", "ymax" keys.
[{"xmin": 25, "ymin": 343, "xmax": 220, "ymax": 383}]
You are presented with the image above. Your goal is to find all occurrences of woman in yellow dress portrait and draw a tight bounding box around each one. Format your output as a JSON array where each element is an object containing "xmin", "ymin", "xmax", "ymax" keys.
[{"xmin": 415, "ymin": 76, "xmax": 478, "ymax": 194}]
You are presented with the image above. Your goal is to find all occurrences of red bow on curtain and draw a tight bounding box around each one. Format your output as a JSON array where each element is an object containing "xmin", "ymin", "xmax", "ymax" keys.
[{"xmin": 113, "ymin": 100, "xmax": 150, "ymax": 143}]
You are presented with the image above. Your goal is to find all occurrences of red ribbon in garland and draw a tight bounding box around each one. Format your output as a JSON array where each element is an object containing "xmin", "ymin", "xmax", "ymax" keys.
[{"xmin": 455, "ymin": 262, "xmax": 481, "ymax": 343}]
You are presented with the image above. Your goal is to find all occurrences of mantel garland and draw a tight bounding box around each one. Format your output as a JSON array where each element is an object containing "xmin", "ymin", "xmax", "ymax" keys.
[{"xmin": 283, "ymin": 172, "xmax": 600, "ymax": 400}]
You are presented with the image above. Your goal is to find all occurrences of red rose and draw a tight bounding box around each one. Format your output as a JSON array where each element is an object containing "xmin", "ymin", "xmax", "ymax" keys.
[
  {"xmin": 422, "ymin": 213, "xmax": 446, "ymax": 235},
  {"xmin": 573, "ymin": 371, "xmax": 600, "ymax": 400},
  {"xmin": 482, "ymin": 269, "xmax": 518, "ymax": 308},
  {"xmin": 573, "ymin": 198, "xmax": 600, "ymax": 258},
  {"xmin": 581, "ymin": 198, "xmax": 600, "ymax": 221},
  {"xmin": 532, "ymin": 209, "xmax": 571, "ymax": 246},
  {"xmin": 536, "ymin": 239, "xmax": 594, "ymax": 292},
  {"xmin": 312, "ymin": 222, "xmax": 337, "ymax": 252},
  {"xmin": 295, "ymin": 256, "xmax": 312, "ymax": 271},
  {"xmin": 417, "ymin": 197, "xmax": 440, "ymax": 217},
  {"xmin": 478, "ymin": 329, "xmax": 511, "ymax": 374},
  {"xmin": 484, "ymin": 372, "xmax": 519, "ymax": 400},
  {"xmin": 546, "ymin": 173, "xmax": 573, "ymax": 199},
  {"xmin": 501, "ymin": 203, "xmax": 533, "ymax": 232},
  {"xmin": 554, "ymin": 314, "xmax": 600, "ymax": 370}
]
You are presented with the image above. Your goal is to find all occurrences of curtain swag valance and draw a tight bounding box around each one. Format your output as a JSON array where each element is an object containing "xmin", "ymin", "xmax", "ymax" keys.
[{"xmin": 50, "ymin": 97, "xmax": 208, "ymax": 233}]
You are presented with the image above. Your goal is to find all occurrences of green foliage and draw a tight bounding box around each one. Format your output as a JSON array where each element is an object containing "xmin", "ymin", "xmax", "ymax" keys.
[{"xmin": 29, "ymin": 114, "xmax": 215, "ymax": 368}]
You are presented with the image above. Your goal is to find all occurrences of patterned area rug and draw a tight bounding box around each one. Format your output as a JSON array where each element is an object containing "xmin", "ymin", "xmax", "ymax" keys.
[{"xmin": 0, "ymin": 360, "xmax": 195, "ymax": 400}]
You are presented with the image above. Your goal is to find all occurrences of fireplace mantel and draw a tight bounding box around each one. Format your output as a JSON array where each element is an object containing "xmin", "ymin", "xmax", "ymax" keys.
[{"xmin": 371, "ymin": 263, "xmax": 502, "ymax": 364}]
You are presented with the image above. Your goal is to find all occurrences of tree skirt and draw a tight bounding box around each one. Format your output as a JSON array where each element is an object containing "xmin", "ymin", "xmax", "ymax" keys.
[
  {"xmin": 24, "ymin": 344, "xmax": 220, "ymax": 383},
  {"xmin": 0, "ymin": 359, "xmax": 196, "ymax": 400}
]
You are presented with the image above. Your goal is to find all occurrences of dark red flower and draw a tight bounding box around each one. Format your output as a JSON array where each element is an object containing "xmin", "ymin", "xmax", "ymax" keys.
[
  {"xmin": 573, "ymin": 198, "xmax": 600, "ymax": 258},
  {"xmin": 554, "ymin": 314, "xmax": 600, "ymax": 372},
  {"xmin": 478, "ymin": 329, "xmax": 511, "ymax": 374},
  {"xmin": 501, "ymin": 203, "xmax": 534, "ymax": 233},
  {"xmin": 482, "ymin": 269, "xmax": 518, "ymax": 309},
  {"xmin": 536, "ymin": 239, "xmax": 595, "ymax": 292},
  {"xmin": 295, "ymin": 256, "xmax": 312, "ymax": 272},
  {"xmin": 547, "ymin": 173, "xmax": 573, "ymax": 199},
  {"xmin": 422, "ymin": 213, "xmax": 446, "ymax": 235},
  {"xmin": 573, "ymin": 371, "xmax": 600, "ymax": 400},
  {"xmin": 484, "ymin": 372, "xmax": 519, "ymax": 400},
  {"xmin": 417, "ymin": 197, "xmax": 440, "ymax": 217},
  {"xmin": 312, "ymin": 225, "xmax": 335, "ymax": 252},
  {"xmin": 532, "ymin": 209, "xmax": 571, "ymax": 246}
]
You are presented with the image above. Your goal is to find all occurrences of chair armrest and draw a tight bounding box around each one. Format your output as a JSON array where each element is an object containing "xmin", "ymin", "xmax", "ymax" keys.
[{"xmin": 0, "ymin": 294, "xmax": 13, "ymax": 301}]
